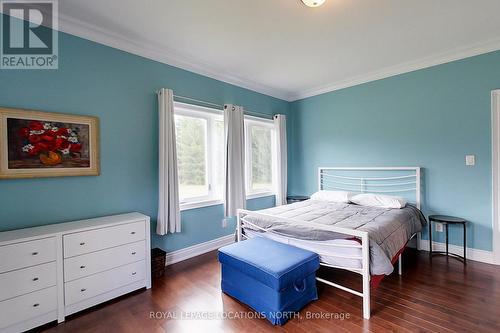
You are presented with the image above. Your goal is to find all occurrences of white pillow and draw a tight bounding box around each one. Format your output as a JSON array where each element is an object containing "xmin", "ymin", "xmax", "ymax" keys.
[
  {"xmin": 350, "ymin": 193, "xmax": 407, "ymax": 209},
  {"xmin": 310, "ymin": 190, "xmax": 353, "ymax": 203}
]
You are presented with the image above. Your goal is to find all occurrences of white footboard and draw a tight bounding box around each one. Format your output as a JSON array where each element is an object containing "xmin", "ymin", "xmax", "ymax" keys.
[{"xmin": 236, "ymin": 209, "xmax": 372, "ymax": 319}]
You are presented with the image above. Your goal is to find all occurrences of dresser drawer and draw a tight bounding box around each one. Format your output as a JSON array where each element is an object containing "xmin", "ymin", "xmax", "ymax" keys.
[
  {"xmin": 65, "ymin": 260, "xmax": 145, "ymax": 306},
  {"xmin": 0, "ymin": 238, "xmax": 56, "ymax": 273},
  {"xmin": 63, "ymin": 221, "xmax": 145, "ymax": 258},
  {"xmin": 0, "ymin": 262, "xmax": 57, "ymax": 301},
  {"xmin": 0, "ymin": 286, "xmax": 57, "ymax": 329},
  {"xmin": 64, "ymin": 240, "xmax": 146, "ymax": 282}
]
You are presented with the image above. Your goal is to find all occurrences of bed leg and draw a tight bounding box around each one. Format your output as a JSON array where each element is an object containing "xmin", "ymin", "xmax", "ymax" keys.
[
  {"xmin": 362, "ymin": 234, "xmax": 371, "ymax": 320},
  {"xmin": 362, "ymin": 276, "xmax": 370, "ymax": 319},
  {"xmin": 236, "ymin": 212, "xmax": 242, "ymax": 242},
  {"xmin": 398, "ymin": 254, "xmax": 402, "ymax": 276}
]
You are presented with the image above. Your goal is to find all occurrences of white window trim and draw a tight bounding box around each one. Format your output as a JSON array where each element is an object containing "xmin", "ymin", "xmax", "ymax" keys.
[
  {"xmin": 491, "ymin": 90, "xmax": 500, "ymax": 264},
  {"xmin": 180, "ymin": 199, "xmax": 223, "ymax": 211},
  {"xmin": 180, "ymin": 193, "xmax": 276, "ymax": 212},
  {"xmin": 175, "ymin": 102, "xmax": 222, "ymax": 208},
  {"xmin": 244, "ymin": 116, "xmax": 277, "ymax": 198},
  {"xmin": 246, "ymin": 192, "xmax": 276, "ymax": 200}
]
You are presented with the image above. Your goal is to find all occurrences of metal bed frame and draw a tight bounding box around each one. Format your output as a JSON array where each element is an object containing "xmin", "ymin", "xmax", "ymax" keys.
[{"xmin": 236, "ymin": 167, "xmax": 422, "ymax": 320}]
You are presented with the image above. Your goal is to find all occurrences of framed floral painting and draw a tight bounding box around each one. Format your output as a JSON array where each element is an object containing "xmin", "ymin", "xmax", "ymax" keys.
[{"xmin": 0, "ymin": 107, "xmax": 99, "ymax": 179}]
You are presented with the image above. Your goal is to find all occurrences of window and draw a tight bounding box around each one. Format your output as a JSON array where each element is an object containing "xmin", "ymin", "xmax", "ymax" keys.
[
  {"xmin": 174, "ymin": 102, "xmax": 277, "ymax": 210},
  {"xmin": 245, "ymin": 117, "xmax": 276, "ymax": 197},
  {"xmin": 174, "ymin": 103, "xmax": 223, "ymax": 208}
]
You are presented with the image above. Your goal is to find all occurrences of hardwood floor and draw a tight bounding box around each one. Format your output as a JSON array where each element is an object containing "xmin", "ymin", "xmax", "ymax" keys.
[{"xmin": 35, "ymin": 249, "xmax": 500, "ymax": 333}]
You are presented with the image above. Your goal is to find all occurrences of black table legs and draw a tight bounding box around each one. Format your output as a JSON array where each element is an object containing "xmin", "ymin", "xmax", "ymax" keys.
[
  {"xmin": 445, "ymin": 224, "xmax": 449, "ymax": 256},
  {"xmin": 428, "ymin": 217, "xmax": 467, "ymax": 264},
  {"xmin": 429, "ymin": 220, "xmax": 432, "ymax": 256},
  {"xmin": 463, "ymin": 223, "xmax": 467, "ymax": 264}
]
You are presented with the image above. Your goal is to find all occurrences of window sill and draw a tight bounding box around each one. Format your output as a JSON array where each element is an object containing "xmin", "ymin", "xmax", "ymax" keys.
[
  {"xmin": 180, "ymin": 199, "xmax": 222, "ymax": 211},
  {"xmin": 246, "ymin": 192, "xmax": 276, "ymax": 200},
  {"xmin": 179, "ymin": 193, "xmax": 276, "ymax": 212}
]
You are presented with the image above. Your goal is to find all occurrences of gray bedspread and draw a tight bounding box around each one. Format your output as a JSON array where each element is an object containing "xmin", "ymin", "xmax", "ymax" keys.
[{"xmin": 242, "ymin": 200, "xmax": 426, "ymax": 275}]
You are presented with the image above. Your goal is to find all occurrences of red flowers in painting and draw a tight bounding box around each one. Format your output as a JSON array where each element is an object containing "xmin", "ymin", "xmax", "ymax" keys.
[
  {"xmin": 20, "ymin": 121, "xmax": 82, "ymax": 165},
  {"xmin": 28, "ymin": 120, "xmax": 44, "ymax": 131},
  {"xmin": 55, "ymin": 137, "xmax": 70, "ymax": 149},
  {"xmin": 18, "ymin": 127, "xmax": 30, "ymax": 138}
]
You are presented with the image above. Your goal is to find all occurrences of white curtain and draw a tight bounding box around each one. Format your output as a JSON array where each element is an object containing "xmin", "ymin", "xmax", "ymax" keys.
[
  {"xmin": 224, "ymin": 104, "xmax": 246, "ymax": 217},
  {"xmin": 274, "ymin": 114, "xmax": 287, "ymax": 206},
  {"xmin": 157, "ymin": 88, "xmax": 181, "ymax": 235}
]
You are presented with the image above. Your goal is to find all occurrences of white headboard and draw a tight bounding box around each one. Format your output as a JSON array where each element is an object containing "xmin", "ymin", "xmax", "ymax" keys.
[{"xmin": 318, "ymin": 167, "xmax": 421, "ymax": 209}]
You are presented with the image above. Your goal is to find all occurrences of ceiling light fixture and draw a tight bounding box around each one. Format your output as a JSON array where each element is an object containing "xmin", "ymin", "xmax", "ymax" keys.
[{"xmin": 301, "ymin": 0, "xmax": 326, "ymax": 8}]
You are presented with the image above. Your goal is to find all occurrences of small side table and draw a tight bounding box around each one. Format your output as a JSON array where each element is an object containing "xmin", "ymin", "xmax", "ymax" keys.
[
  {"xmin": 428, "ymin": 215, "xmax": 467, "ymax": 264},
  {"xmin": 286, "ymin": 195, "xmax": 310, "ymax": 204}
]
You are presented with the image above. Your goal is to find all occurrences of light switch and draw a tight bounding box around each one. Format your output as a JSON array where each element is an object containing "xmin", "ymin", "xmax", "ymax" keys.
[{"xmin": 465, "ymin": 155, "xmax": 475, "ymax": 166}]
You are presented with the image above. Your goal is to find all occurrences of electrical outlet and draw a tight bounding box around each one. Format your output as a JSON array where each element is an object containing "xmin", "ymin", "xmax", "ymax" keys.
[
  {"xmin": 222, "ymin": 219, "xmax": 227, "ymax": 228},
  {"xmin": 466, "ymin": 155, "xmax": 475, "ymax": 166},
  {"xmin": 435, "ymin": 223, "xmax": 443, "ymax": 232}
]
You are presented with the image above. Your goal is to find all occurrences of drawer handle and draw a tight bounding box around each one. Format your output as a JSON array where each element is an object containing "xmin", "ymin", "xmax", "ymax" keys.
[
  {"xmin": 132, "ymin": 272, "xmax": 137, "ymax": 275},
  {"xmin": 33, "ymin": 303, "xmax": 40, "ymax": 307},
  {"xmin": 130, "ymin": 231, "xmax": 136, "ymax": 235},
  {"xmin": 80, "ymin": 242, "xmax": 86, "ymax": 246},
  {"xmin": 32, "ymin": 252, "xmax": 39, "ymax": 256},
  {"xmin": 80, "ymin": 265, "xmax": 86, "ymax": 269},
  {"xmin": 131, "ymin": 252, "xmax": 137, "ymax": 255},
  {"xmin": 81, "ymin": 288, "xmax": 86, "ymax": 292},
  {"xmin": 33, "ymin": 277, "xmax": 39, "ymax": 281}
]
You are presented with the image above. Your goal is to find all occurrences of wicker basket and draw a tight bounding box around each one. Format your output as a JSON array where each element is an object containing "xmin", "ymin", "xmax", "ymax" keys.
[{"xmin": 151, "ymin": 248, "xmax": 166, "ymax": 279}]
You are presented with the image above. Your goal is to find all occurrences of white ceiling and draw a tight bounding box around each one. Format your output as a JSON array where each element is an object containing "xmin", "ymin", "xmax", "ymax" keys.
[{"xmin": 57, "ymin": 0, "xmax": 500, "ymax": 101}]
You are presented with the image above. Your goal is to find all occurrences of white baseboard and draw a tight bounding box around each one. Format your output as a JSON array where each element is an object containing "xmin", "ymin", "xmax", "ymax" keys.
[
  {"xmin": 419, "ymin": 239, "xmax": 497, "ymax": 265},
  {"xmin": 165, "ymin": 235, "xmax": 498, "ymax": 266},
  {"xmin": 166, "ymin": 234, "xmax": 234, "ymax": 266}
]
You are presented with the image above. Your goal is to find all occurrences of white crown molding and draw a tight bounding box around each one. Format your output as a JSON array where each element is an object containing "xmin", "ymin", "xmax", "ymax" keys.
[
  {"xmin": 56, "ymin": 14, "xmax": 291, "ymax": 101},
  {"xmin": 165, "ymin": 234, "xmax": 234, "ymax": 266},
  {"xmin": 289, "ymin": 37, "xmax": 500, "ymax": 101},
  {"xmin": 419, "ymin": 239, "xmax": 497, "ymax": 265}
]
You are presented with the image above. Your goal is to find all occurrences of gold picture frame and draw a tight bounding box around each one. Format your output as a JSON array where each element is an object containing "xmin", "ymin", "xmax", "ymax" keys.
[{"xmin": 0, "ymin": 107, "xmax": 100, "ymax": 179}]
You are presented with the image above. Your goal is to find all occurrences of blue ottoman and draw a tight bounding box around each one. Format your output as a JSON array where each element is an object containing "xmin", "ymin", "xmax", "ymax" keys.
[{"xmin": 218, "ymin": 237, "xmax": 320, "ymax": 325}]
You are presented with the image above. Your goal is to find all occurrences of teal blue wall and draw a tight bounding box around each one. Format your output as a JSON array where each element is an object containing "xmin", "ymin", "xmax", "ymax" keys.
[
  {"xmin": 288, "ymin": 51, "xmax": 500, "ymax": 251},
  {"xmin": 0, "ymin": 27, "xmax": 287, "ymax": 252}
]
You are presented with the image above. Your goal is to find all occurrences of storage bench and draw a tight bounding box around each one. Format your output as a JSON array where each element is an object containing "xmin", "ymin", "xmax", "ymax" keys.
[{"xmin": 218, "ymin": 237, "xmax": 320, "ymax": 325}]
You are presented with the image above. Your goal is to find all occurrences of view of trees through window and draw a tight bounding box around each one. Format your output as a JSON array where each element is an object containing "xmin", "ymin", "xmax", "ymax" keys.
[
  {"xmin": 250, "ymin": 125, "xmax": 273, "ymax": 191},
  {"xmin": 174, "ymin": 104, "xmax": 275, "ymax": 203},
  {"xmin": 175, "ymin": 115, "xmax": 207, "ymax": 199}
]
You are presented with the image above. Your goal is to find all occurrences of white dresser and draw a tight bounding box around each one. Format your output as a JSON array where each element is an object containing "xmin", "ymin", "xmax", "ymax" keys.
[{"xmin": 0, "ymin": 213, "xmax": 151, "ymax": 333}]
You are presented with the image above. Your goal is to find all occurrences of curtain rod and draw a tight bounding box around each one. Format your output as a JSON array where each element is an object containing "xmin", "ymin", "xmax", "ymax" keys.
[
  {"xmin": 174, "ymin": 94, "xmax": 222, "ymax": 109},
  {"xmin": 155, "ymin": 91, "xmax": 276, "ymax": 120}
]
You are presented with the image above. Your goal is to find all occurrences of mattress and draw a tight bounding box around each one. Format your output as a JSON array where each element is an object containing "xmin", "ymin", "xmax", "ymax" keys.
[
  {"xmin": 241, "ymin": 200, "xmax": 426, "ymax": 275},
  {"xmin": 245, "ymin": 229, "xmax": 364, "ymax": 271}
]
